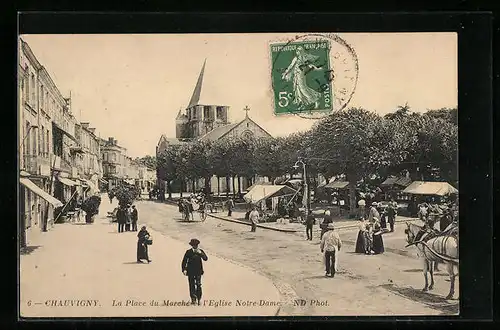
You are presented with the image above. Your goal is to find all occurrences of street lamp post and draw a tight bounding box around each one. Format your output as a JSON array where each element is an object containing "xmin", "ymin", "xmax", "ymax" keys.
[{"xmin": 293, "ymin": 158, "xmax": 309, "ymax": 215}]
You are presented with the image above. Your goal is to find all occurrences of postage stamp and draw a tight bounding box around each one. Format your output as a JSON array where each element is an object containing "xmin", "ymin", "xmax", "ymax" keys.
[
  {"xmin": 271, "ymin": 33, "xmax": 359, "ymax": 119},
  {"xmin": 271, "ymin": 40, "xmax": 333, "ymax": 115}
]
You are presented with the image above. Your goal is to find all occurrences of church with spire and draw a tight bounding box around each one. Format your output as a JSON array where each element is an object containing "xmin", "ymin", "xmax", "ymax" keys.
[{"xmin": 156, "ymin": 59, "xmax": 272, "ymax": 194}]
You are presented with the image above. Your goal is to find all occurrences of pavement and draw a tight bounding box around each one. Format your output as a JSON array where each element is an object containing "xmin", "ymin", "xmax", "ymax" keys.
[{"xmin": 19, "ymin": 195, "xmax": 281, "ymax": 318}]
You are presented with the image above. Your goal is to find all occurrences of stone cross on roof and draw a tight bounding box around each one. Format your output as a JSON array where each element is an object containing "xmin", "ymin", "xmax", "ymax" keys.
[{"xmin": 243, "ymin": 105, "xmax": 250, "ymax": 118}]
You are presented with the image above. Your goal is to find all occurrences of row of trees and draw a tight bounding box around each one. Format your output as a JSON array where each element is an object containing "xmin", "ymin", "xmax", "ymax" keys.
[{"xmin": 157, "ymin": 106, "xmax": 458, "ymax": 215}]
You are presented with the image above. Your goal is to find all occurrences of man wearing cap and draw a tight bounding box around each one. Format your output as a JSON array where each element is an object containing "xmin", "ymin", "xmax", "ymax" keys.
[
  {"xmin": 181, "ymin": 239, "xmax": 208, "ymax": 305},
  {"xmin": 249, "ymin": 206, "xmax": 260, "ymax": 232},
  {"xmin": 320, "ymin": 210, "xmax": 333, "ymax": 239},
  {"xmin": 320, "ymin": 223, "xmax": 342, "ymax": 277}
]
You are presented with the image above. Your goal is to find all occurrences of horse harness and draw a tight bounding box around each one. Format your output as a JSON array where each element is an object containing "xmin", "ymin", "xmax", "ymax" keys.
[{"xmin": 408, "ymin": 225, "xmax": 459, "ymax": 265}]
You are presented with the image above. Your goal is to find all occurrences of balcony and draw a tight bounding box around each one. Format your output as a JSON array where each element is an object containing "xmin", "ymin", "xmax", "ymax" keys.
[
  {"xmin": 49, "ymin": 154, "xmax": 72, "ymax": 173},
  {"xmin": 21, "ymin": 154, "xmax": 51, "ymax": 176}
]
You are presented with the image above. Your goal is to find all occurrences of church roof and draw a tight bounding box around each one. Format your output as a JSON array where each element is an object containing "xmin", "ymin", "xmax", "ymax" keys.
[
  {"xmin": 198, "ymin": 123, "xmax": 239, "ymax": 142},
  {"xmin": 198, "ymin": 116, "xmax": 273, "ymax": 142},
  {"xmin": 187, "ymin": 59, "xmax": 229, "ymax": 108},
  {"xmin": 158, "ymin": 134, "xmax": 189, "ymax": 147}
]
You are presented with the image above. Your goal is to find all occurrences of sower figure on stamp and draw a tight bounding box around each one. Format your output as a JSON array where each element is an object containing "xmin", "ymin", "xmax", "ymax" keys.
[{"xmin": 182, "ymin": 239, "xmax": 208, "ymax": 305}]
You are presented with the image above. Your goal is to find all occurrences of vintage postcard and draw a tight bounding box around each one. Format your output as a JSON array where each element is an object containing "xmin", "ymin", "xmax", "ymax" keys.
[{"xmin": 18, "ymin": 32, "xmax": 458, "ymax": 318}]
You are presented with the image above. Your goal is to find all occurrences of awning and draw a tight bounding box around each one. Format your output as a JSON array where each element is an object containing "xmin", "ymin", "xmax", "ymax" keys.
[
  {"xmin": 325, "ymin": 181, "xmax": 350, "ymax": 189},
  {"xmin": 243, "ymin": 185, "xmax": 297, "ymax": 204},
  {"xmin": 20, "ymin": 178, "xmax": 63, "ymax": 207},
  {"xmin": 99, "ymin": 178, "xmax": 109, "ymax": 184},
  {"xmin": 56, "ymin": 176, "xmax": 79, "ymax": 186},
  {"xmin": 381, "ymin": 176, "xmax": 412, "ymax": 187},
  {"xmin": 402, "ymin": 181, "xmax": 458, "ymax": 196},
  {"xmin": 245, "ymin": 180, "xmax": 271, "ymax": 192},
  {"xmin": 82, "ymin": 179, "xmax": 99, "ymax": 193}
]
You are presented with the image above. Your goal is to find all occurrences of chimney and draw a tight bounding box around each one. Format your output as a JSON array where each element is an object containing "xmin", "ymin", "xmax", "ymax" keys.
[
  {"xmin": 108, "ymin": 137, "xmax": 114, "ymax": 144},
  {"xmin": 114, "ymin": 140, "xmax": 118, "ymax": 146},
  {"xmin": 81, "ymin": 122, "xmax": 90, "ymax": 129}
]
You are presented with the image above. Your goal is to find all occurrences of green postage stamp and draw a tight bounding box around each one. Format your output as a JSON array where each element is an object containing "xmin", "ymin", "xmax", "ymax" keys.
[{"xmin": 271, "ymin": 40, "xmax": 333, "ymax": 115}]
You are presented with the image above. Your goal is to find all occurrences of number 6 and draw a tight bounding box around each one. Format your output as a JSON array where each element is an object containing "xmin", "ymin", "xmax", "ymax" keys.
[
  {"xmin": 278, "ymin": 92, "xmax": 289, "ymax": 107},
  {"xmin": 27, "ymin": 300, "xmax": 32, "ymax": 306}
]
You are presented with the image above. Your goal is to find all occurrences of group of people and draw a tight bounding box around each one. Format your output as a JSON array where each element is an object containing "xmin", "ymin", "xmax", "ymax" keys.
[
  {"xmin": 116, "ymin": 204, "xmax": 139, "ymax": 233},
  {"xmin": 354, "ymin": 201, "xmax": 390, "ymax": 255},
  {"xmin": 178, "ymin": 192, "xmax": 207, "ymax": 221},
  {"xmin": 418, "ymin": 200, "xmax": 458, "ymax": 232}
]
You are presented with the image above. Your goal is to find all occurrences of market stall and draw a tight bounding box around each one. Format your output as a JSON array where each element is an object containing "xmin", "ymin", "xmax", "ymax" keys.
[{"xmin": 243, "ymin": 184, "xmax": 298, "ymax": 220}]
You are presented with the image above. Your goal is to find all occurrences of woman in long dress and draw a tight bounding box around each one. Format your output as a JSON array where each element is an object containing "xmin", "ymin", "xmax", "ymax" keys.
[
  {"xmin": 281, "ymin": 46, "xmax": 323, "ymax": 110},
  {"xmin": 355, "ymin": 217, "xmax": 367, "ymax": 253},
  {"xmin": 372, "ymin": 219, "xmax": 385, "ymax": 254},
  {"xmin": 137, "ymin": 226, "xmax": 151, "ymax": 263}
]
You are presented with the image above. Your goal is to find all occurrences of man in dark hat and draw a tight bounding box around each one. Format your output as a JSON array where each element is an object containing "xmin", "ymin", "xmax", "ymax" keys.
[
  {"xmin": 131, "ymin": 205, "xmax": 138, "ymax": 231},
  {"xmin": 181, "ymin": 238, "xmax": 208, "ymax": 305}
]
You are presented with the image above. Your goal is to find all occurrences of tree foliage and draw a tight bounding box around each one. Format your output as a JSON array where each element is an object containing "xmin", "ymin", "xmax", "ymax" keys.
[{"xmin": 156, "ymin": 105, "xmax": 457, "ymax": 209}]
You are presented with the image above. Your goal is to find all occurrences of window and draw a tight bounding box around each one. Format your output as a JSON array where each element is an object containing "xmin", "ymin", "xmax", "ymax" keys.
[
  {"xmin": 25, "ymin": 122, "xmax": 30, "ymax": 155},
  {"xmin": 45, "ymin": 91, "xmax": 49, "ymax": 111},
  {"xmin": 40, "ymin": 85, "xmax": 44, "ymax": 108},
  {"xmin": 31, "ymin": 128, "xmax": 37, "ymax": 155},
  {"xmin": 40, "ymin": 126, "xmax": 45, "ymax": 155},
  {"xmin": 192, "ymin": 108, "xmax": 197, "ymax": 119},
  {"xmin": 30, "ymin": 74, "xmax": 35, "ymax": 105},
  {"xmin": 203, "ymin": 106, "xmax": 211, "ymax": 119},
  {"xmin": 216, "ymin": 106, "xmax": 224, "ymax": 119},
  {"xmin": 46, "ymin": 130, "xmax": 49, "ymax": 155}
]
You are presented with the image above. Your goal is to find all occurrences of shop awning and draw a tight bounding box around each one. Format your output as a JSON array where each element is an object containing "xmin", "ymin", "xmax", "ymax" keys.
[
  {"xmin": 245, "ymin": 180, "xmax": 271, "ymax": 192},
  {"xmin": 402, "ymin": 181, "xmax": 458, "ymax": 196},
  {"xmin": 243, "ymin": 185, "xmax": 297, "ymax": 204},
  {"xmin": 19, "ymin": 178, "xmax": 63, "ymax": 207},
  {"xmin": 82, "ymin": 179, "xmax": 99, "ymax": 193},
  {"xmin": 325, "ymin": 181, "xmax": 350, "ymax": 189},
  {"xmin": 381, "ymin": 176, "xmax": 412, "ymax": 187},
  {"xmin": 56, "ymin": 176, "xmax": 79, "ymax": 186}
]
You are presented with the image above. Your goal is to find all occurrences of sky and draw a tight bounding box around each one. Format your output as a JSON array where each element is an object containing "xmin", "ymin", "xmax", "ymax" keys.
[{"xmin": 20, "ymin": 33, "xmax": 457, "ymax": 158}]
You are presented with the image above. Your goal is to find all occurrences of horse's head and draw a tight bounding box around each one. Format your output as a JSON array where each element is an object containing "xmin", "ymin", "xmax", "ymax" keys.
[
  {"xmin": 404, "ymin": 222, "xmax": 414, "ymax": 244},
  {"xmin": 404, "ymin": 222, "xmax": 422, "ymax": 246}
]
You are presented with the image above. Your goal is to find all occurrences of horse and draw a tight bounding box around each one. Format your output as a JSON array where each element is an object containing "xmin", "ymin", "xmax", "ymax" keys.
[{"xmin": 404, "ymin": 222, "xmax": 459, "ymax": 300}]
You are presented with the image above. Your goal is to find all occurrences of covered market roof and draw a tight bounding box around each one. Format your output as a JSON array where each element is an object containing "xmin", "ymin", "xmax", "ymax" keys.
[
  {"xmin": 402, "ymin": 181, "xmax": 458, "ymax": 196},
  {"xmin": 246, "ymin": 180, "xmax": 271, "ymax": 192},
  {"xmin": 243, "ymin": 184, "xmax": 297, "ymax": 204},
  {"xmin": 325, "ymin": 181, "xmax": 350, "ymax": 189},
  {"xmin": 380, "ymin": 176, "xmax": 412, "ymax": 187}
]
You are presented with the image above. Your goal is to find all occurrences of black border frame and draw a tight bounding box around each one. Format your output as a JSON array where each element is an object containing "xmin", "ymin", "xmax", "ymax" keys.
[{"xmin": 5, "ymin": 11, "xmax": 494, "ymax": 329}]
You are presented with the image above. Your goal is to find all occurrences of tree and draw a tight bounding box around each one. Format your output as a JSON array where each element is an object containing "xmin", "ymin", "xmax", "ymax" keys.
[
  {"xmin": 112, "ymin": 184, "xmax": 138, "ymax": 208},
  {"xmin": 157, "ymin": 146, "xmax": 182, "ymax": 199},
  {"xmin": 424, "ymin": 107, "xmax": 458, "ymax": 125},
  {"xmin": 310, "ymin": 107, "xmax": 390, "ymax": 216},
  {"xmin": 136, "ymin": 155, "xmax": 157, "ymax": 169},
  {"xmin": 384, "ymin": 102, "xmax": 411, "ymax": 120}
]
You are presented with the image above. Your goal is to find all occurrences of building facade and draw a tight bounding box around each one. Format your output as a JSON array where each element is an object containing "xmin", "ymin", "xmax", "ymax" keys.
[
  {"xmin": 19, "ymin": 39, "xmax": 79, "ymax": 245},
  {"xmin": 75, "ymin": 122, "xmax": 103, "ymax": 198},
  {"xmin": 100, "ymin": 137, "xmax": 128, "ymax": 191}
]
